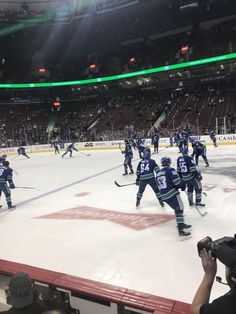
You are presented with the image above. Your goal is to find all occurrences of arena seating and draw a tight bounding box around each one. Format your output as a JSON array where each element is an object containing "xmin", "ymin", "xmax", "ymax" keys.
[{"xmin": 0, "ymin": 80, "xmax": 235, "ymax": 147}]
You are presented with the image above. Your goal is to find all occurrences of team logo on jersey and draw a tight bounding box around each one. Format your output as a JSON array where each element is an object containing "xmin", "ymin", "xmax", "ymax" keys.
[{"xmin": 37, "ymin": 206, "xmax": 175, "ymax": 230}]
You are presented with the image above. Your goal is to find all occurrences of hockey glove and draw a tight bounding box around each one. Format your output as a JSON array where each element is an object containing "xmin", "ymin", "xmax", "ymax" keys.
[
  {"xmin": 197, "ymin": 173, "xmax": 203, "ymax": 181},
  {"xmin": 181, "ymin": 183, "xmax": 186, "ymax": 191},
  {"xmin": 9, "ymin": 182, "xmax": 15, "ymax": 189}
]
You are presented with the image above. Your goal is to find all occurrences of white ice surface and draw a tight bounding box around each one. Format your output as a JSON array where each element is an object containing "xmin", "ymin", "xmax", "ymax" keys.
[{"xmin": 0, "ymin": 145, "xmax": 235, "ymax": 304}]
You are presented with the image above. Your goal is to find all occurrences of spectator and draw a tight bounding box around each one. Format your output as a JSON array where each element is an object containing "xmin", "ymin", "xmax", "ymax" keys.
[
  {"xmin": 0, "ymin": 272, "xmax": 46, "ymax": 313},
  {"xmin": 191, "ymin": 248, "xmax": 236, "ymax": 314}
]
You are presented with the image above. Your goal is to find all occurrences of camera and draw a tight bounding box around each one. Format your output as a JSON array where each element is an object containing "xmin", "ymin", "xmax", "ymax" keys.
[{"xmin": 197, "ymin": 234, "xmax": 236, "ymax": 267}]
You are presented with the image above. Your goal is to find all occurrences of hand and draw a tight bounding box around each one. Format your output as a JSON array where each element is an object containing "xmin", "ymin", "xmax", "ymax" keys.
[
  {"xmin": 181, "ymin": 184, "xmax": 186, "ymax": 191},
  {"xmin": 197, "ymin": 173, "xmax": 203, "ymax": 181},
  {"xmin": 191, "ymin": 153, "xmax": 194, "ymax": 157},
  {"xmin": 9, "ymin": 183, "xmax": 15, "ymax": 189},
  {"xmin": 121, "ymin": 150, "xmax": 125, "ymax": 154},
  {"xmin": 200, "ymin": 249, "xmax": 217, "ymax": 278}
]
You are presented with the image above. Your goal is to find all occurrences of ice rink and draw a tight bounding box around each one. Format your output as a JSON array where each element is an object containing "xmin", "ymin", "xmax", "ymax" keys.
[{"xmin": 0, "ymin": 144, "xmax": 235, "ymax": 304}]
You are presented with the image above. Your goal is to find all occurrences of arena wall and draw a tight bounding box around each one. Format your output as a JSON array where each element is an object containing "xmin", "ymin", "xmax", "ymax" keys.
[
  {"xmin": 0, "ymin": 259, "xmax": 191, "ymax": 314},
  {"xmin": 0, "ymin": 134, "xmax": 235, "ymax": 155}
]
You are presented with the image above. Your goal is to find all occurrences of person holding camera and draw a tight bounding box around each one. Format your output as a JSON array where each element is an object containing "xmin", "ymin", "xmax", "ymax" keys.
[{"xmin": 191, "ymin": 235, "xmax": 236, "ymax": 314}]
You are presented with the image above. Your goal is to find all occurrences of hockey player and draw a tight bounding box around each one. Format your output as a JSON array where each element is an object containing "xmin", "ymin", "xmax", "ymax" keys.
[
  {"xmin": 156, "ymin": 157, "xmax": 192, "ymax": 240},
  {"xmin": 128, "ymin": 138, "xmax": 137, "ymax": 150},
  {"xmin": 177, "ymin": 147, "xmax": 205, "ymax": 207},
  {"xmin": 174, "ymin": 131, "xmax": 182, "ymax": 153},
  {"xmin": 51, "ymin": 140, "xmax": 60, "ymax": 154},
  {"xmin": 190, "ymin": 139, "xmax": 209, "ymax": 167},
  {"xmin": 136, "ymin": 138, "xmax": 145, "ymax": 159},
  {"xmin": 181, "ymin": 130, "xmax": 189, "ymax": 150},
  {"xmin": 121, "ymin": 139, "xmax": 134, "ymax": 176},
  {"xmin": 0, "ymin": 160, "xmax": 16, "ymax": 209},
  {"xmin": 62, "ymin": 142, "xmax": 78, "ymax": 158},
  {"xmin": 136, "ymin": 148, "xmax": 164, "ymax": 208},
  {"xmin": 18, "ymin": 147, "xmax": 30, "ymax": 159},
  {"xmin": 209, "ymin": 130, "xmax": 217, "ymax": 147},
  {"xmin": 151, "ymin": 131, "xmax": 160, "ymax": 154}
]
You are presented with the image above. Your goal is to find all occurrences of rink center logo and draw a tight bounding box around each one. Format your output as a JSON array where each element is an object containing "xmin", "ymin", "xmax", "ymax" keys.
[{"xmin": 37, "ymin": 206, "xmax": 175, "ymax": 230}]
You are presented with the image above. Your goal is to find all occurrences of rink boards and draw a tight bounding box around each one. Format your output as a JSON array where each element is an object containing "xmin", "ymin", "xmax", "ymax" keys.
[{"xmin": 0, "ymin": 133, "xmax": 236, "ymax": 155}]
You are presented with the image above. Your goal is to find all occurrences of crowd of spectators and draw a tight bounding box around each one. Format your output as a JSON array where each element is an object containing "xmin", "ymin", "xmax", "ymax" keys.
[
  {"xmin": 0, "ymin": 104, "xmax": 50, "ymax": 148},
  {"xmin": 0, "ymin": 80, "xmax": 235, "ymax": 148}
]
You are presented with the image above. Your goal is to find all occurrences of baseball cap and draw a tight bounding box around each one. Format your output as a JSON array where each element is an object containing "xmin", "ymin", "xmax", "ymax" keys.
[{"xmin": 9, "ymin": 272, "xmax": 33, "ymax": 308}]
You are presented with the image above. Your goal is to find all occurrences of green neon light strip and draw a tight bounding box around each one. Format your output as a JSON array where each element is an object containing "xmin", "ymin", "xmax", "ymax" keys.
[{"xmin": 0, "ymin": 52, "xmax": 235, "ymax": 89}]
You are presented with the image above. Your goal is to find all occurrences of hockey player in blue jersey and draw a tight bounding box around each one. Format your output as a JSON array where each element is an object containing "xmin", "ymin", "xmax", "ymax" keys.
[
  {"xmin": 181, "ymin": 130, "xmax": 189, "ymax": 150},
  {"xmin": 174, "ymin": 132, "xmax": 182, "ymax": 153},
  {"xmin": 136, "ymin": 138, "xmax": 145, "ymax": 159},
  {"xmin": 177, "ymin": 147, "xmax": 205, "ymax": 207},
  {"xmin": 156, "ymin": 157, "xmax": 192, "ymax": 240},
  {"xmin": 0, "ymin": 160, "xmax": 16, "ymax": 209},
  {"xmin": 190, "ymin": 138, "xmax": 209, "ymax": 167},
  {"xmin": 209, "ymin": 130, "xmax": 217, "ymax": 147},
  {"xmin": 151, "ymin": 131, "xmax": 159, "ymax": 154},
  {"xmin": 136, "ymin": 148, "xmax": 164, "ymax": 208},
  {"xmin": 51, "ymin": 140, "xmax": 60, "ymax": 154},
  {"xmin": 62, "ymin": 142, "xmax": 78, "ymax": 158},
  {"xmin": 18, "ymin": 147, "xmax": 30, "ymax": 159},
  {"xmin": 122, "ymin": 140, "xmax": 134, "ymax": 175}
]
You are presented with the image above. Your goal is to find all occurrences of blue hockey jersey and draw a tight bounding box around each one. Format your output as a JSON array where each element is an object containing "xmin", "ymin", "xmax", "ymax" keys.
[
  {"xmin": 136, "ymin": 158, "xmax": 159, "ymax": 181},
  {"xmin": 18, "ymin": 147, "xmax": 26, "ymax": 154},
  {"xmin": 156, "ymin": 167, "xmax": 182, "ymax": 200},
  {"xmin": 122, "ymin": 143, "xmax": 133, "ymax": 159},
  {"xmin": 0, "ymin": 165, "xmax": 13, "ymax": 184},
  {"xmin": 192, "ymin": 141, "xmax": 206, "ymax": 155},
  {"xmin": 177, "ymin": 155, "xmax": 198, "ymax": 181},
  {"xmin": 151, "ymin": 133, "xmax": 159, "ymax": 144}
]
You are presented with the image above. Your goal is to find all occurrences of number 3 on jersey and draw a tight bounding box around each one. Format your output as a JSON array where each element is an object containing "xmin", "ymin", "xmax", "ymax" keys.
[{"xmin": 157, "ymin": 176, "xmax": 167, "ymax": 189}]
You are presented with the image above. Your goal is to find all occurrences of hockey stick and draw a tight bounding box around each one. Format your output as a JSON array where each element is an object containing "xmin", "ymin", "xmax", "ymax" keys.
[
  {"xmin": 15, "ymin": 186, "xmax": 38, "ymax": 190},
  {"xmin": 184, "ymin": 191, "xmax": 207, "ymax": 217},
  {"xmin": 114, "ymin": 181, "xmax": 136, "ymax": 188},
  {"xmin": 77, "ymin": 150, "xmax": 91, "ymax": 157},
  {"xmin": 10, "ymin": 155, "xmax": 19, "ymax": 161},
  {"xmin": 195, "ymin": 205, "xmax": 208, "ymax": 217}
]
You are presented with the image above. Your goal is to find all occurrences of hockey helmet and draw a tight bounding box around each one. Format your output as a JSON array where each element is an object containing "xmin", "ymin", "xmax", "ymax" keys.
[
  {"xmin": 2, "ymin": 160, "xmax": 9, "ymax": 167},
  {"xmin": 161, "ymin": 157, "xmax": 171, "ymax": 166},
  {"xmin": 143, "ymin": 148, "xmax": 151, "ymax": 159},
  {"xmin": 181, "ymin": 147, "xmax": 188, "ymax": 155}
]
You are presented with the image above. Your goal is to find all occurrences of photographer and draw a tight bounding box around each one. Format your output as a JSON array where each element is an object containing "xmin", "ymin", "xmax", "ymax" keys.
[{"xmin": 191, "ymin": 236, "xmax": 236, "ymax": 314}]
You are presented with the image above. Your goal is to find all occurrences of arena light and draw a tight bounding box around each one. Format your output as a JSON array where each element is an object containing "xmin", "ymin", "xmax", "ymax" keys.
[
  {"xmin": 0, "ymin": 52, "xmax": 235, "ymax": 89},
  {"xmin": 181, "ymin": 45, "xmax": 189, "ymax": 53},
  {"xmin": 89, "ymin": 64, "xmax": 96, "ymax": 69},
  {"xmin": 39, "ymin": 68, "xmax": 46, "ymax": 73}
]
